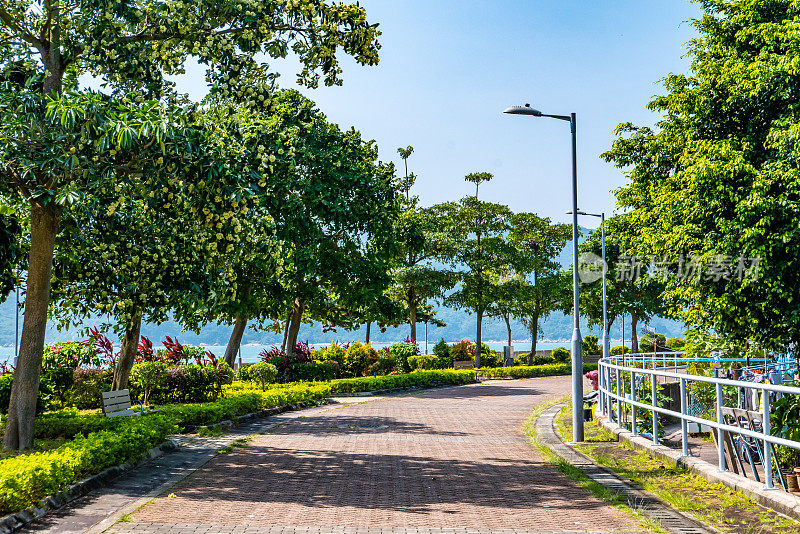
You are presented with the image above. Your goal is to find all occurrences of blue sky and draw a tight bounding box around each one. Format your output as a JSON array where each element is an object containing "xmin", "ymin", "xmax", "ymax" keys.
[{"xmin": 167, "ymin": 0, "xmax": 700, "ymax": 229}]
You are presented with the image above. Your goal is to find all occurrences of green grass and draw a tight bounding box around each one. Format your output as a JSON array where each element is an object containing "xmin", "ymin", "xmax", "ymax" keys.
[
  {"xmin": 555, "ymin": 402, "xmax": 800, "ymax": 533},
  {"xmin": 522, "ymin": 398, "xmax": 665, "ymax": 533}
]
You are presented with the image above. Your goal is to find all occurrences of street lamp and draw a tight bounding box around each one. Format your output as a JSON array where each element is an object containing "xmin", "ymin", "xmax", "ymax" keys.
[
  {"xmin": 569, "ymin": 210, "xmax": 608, "ymax": 361},
  {"xmin": 504, "ymin": 103, "xmax": 584, "ymax": 442}
]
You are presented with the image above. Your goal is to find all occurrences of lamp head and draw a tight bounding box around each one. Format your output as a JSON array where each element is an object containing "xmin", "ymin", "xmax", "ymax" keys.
[{"xmin": 503, "ymin": 103, "xmax": 543, "ymax": 116}]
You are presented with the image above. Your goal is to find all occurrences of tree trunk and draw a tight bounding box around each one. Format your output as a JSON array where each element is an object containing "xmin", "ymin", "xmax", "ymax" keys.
[
  {"xmin": 112, "ymin": 311, "xmax": 143, "ymax": 390},
  {"xmin": 528, "ymin": 312, "xmax": 540, "ymax": 365},
  {"xmin": 3, "ymin": 202, "xmax": 59, "ymax": 450},
  {"xmin": 223, "ymin": 314, "xmax": 248, "ymax": 368},
  {"xmin": 365, "ymin": 322, "xmax": 371, "ymax": 344},
  {"xmin": 631, "ymin": 313, "xmax": 639, "ymax": 353},
  {"xmin": 281, "ymin": 310, "xmax": 291, "ymax": 352},
  {"xmin": 286, "ymin": 297, "xmax": 304, "ymax": 357},
  {"xmin": 504, "ymin": 314, "xmax": 512, "ymax": 349},
  {"xmin": 475, "ymin": 308, "xmax": 483, "ymax": 368},
  {"xmin": 408, "ymin": 287, "xmax": 417, "ymax": 342}
]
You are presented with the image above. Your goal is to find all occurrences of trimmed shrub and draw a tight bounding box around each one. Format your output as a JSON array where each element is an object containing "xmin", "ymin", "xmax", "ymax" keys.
[
  {"xmin": 130, "ymin": 362, "xmax": 168, "ymax": 406},
  {"xmin": 433, "ymin": 338, "xmax": 452, "ymax": 368},
  {"xmin": 387, "ymin": 342, "xmax": 419, "ymax": 373},
  {"xmin": 249, "ymin": 362, "xmax": 279, "ymax": 389},
  {"xmin": 328, "ymin": 369, "xmax": 476, "ymax": 394},
  {"xmin": 343, "ymin": 342, "xmax": 379, "ymax": 377},
  {"xmin": 315, "ymin": 342, "xmax": 346, "ymax": 368},
  {"xmin": 610, "ymin": 345, "xmax": 630, "ymax": 356},
  {"xmin": 665, "ymin": 337, "xmax": 685, "ymax": 350},
  {"xmin": 551, "ymin": 347, "xmax": 570, "ymax": 362},
  {"xmin": 288, "ymin": 361, "xmax": 338, "ymax": 382},
  {"xmin": 478, "ymin": 362, "xmax": 598, "ymax": 379},
  {"xmin": 407, "ymin": 354, "xmax": 439, "ymax": 370},
  {"xmin": 582, "ymin": 335, "xmax": 601, "ymax": 356},
  {"xmin": 67, "ymin": 368, "xmax": 110, "ymax": 409},
  {"xmin": 367, "ymin": 351, "xmax": 396, "ymax": 376}
]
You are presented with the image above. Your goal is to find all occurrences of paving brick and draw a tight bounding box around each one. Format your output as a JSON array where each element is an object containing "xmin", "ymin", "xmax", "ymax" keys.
[{"xmin": 130, "ymin": 378, "xmax": 644, "ymax": 533}]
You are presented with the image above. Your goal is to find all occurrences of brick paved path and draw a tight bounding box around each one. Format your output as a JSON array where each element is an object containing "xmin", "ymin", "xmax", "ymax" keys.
[{"xmin": 116, "ymin": 377, "xmax": 644, "ymax": 533}]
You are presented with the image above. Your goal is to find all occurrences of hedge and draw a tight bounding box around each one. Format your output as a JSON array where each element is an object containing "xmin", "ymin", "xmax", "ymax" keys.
[
  {"xmin": 0, "ymin": 383, "xmax": 331, "ymax": 515},
  {"xmin": 0, "ymin": 415, "xmax": 178, "ymax": 514},
  {"xmin": 327, "ymin": 369, "xmax": 476, "ymax": 394},
  {"xmin": 477, "ymin": 363, "xmax": 598, "ymax": 379},
  {"xmin": 4, "ymin": 370, "xmax": 475, "ymax": 514}
]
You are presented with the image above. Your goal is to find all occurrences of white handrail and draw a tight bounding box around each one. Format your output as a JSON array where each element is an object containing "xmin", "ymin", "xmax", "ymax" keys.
[{"xmin": 597, "ymin": 352, "xmax": 800, "ymax": 492}]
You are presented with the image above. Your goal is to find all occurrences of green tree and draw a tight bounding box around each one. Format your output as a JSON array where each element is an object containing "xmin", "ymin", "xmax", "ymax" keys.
[
  {"xmin": 265, "ymin": 93, "xmax": 400, "ymax": 356},
  {"xmin": 505, "ymin": 213, "xmax": 571, "ymax": 361},
  {"xmin": 577, "ymin": 215, "xmax": 664, "ymax": 353},
  {"xmin": 443, "ymin": 188, "xmax": 514, "ymax": 367},
  {"xmin": 0, "ymin": 0, "xmax": 381, "ymax": 450},
  {"xmin": 603, "ymin": 1, "xmax": 800, "ymax": 351}
]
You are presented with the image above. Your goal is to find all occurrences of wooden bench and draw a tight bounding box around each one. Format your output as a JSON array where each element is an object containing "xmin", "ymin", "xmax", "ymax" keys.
[
  {"xmin": 453, "ymin": 360, "xmax": 475, "ymax": 370},
  {"xmin": 101, "ymin": 389, "xmax": 142, "ymax": 418}
]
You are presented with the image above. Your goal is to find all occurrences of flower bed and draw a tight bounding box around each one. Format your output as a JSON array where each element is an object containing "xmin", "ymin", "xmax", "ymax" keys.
[{"xmin": 478, "ymin": 363, "xmax": 598, "ymax": 379}]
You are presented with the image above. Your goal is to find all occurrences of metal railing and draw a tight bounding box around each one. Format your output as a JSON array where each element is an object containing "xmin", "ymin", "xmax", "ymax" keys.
[{"xmin": 597, "ymin": 351, "xmax": 800, "ymax": 491}]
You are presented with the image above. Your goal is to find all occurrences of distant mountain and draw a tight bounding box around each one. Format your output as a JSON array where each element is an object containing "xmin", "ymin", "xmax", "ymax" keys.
[{"xmin": 0, "ymin": 226, "xmax": 685, "ymax": 349}]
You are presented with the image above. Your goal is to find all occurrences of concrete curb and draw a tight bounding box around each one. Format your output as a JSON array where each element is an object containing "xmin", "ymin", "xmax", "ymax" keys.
[
  {"xmin": 0, "ymin": 440, "xmax": 177, "ymax": 534},
  {"xmin": 596, "ymin": 411, "xmax": 800, "ymax": 521},
  {"xmin": 536, "ymin": 402, "xmax": 715, "ymax": 534}
]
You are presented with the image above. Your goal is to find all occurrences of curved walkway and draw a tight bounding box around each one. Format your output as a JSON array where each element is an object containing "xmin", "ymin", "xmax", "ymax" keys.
[{"xmin": 114, "ymin": 377, "xmax": 645, "ymax": 534}]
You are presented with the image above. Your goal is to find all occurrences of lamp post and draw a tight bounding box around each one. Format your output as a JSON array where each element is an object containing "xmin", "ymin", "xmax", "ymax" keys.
[
  {"xmin": 504, "ymin": 103, "xmax": 584, "ymax": 442},
  {"xmin": 570, "ymin": 211, "xmax": 608, "ymax": 361}
]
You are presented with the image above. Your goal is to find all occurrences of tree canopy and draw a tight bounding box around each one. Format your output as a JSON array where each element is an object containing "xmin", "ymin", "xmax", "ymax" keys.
[{"xmin": 604, "ymin": 0, "xmax": 800, "ymax": 350}]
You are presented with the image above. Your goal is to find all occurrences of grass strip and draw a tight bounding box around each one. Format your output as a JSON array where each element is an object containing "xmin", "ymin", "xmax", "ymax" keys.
[
  {"xmin": 523, "ymin": 398, "xmax": 665, "ymax": 533},
  {"xmin": 555, "ymin": 403, "xmax": 800, "ymax": 534}
]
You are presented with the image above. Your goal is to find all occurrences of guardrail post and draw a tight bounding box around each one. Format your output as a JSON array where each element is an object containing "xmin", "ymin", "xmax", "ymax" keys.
[
  {"xmin": 716, "ymin": 382, "xmax": 727, "ymax": 472},
  {"xmin": 651, "ymin": 372, "xmax": 658, "ymax": 444},
  {"xmin": 599, "ymin": 363, "xmax": 605, "ymax": 415},
  {"xmin": 631, "ymin": 369, "xmax": 637, "ymax": 436},
  {"xmin": 616, "ymin": 367, "xmax": 622, "ymax": 425},
  {"xmin": 763, "ymin": 391, "xmax": 775, "ymax": 490},
  {"xmin": 680, "ymin": 377, "xmax": 688, "ymax": 457}
]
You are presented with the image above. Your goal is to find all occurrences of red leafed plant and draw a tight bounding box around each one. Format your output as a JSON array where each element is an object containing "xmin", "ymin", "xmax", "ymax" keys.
[
  {"xmin": 162, "ymin": 336, "xmax": 185, "ymax": 365},
  {"xmin": 136, "ymin": 336, "xmax": 162, "ymax": 363},
  {"xmin": 88, "ymin": 327, "xmax": 117, "ymax": 368},
  {"xmin": 0, "ymin": 361, "xmax": 14, "ymax": 376}
]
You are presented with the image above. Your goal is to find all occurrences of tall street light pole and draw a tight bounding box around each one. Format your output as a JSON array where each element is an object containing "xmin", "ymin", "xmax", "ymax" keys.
[{"xmin": 504, "ymin": 103, "xmax": 583, "ymax": 442}]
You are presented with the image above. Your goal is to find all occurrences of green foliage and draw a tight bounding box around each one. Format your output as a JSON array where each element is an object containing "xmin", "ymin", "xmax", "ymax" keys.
[
  {"xmin": 246, "ymin": 362, "xmax": 279, "ymax": 390},
  {"xmin": 0, "ymin": 374, "xmax": 50, "ymax": 416},
  {"xmin": 327, "ymin": 369, "xmax": 476, "ymax": 394},
  {"xmin": 602, "ymin": 1, "xmax": 800, "ymax": 349},
  {"xmin": 432, "ymin": 338, "xmax": 452, "ymax": 368},
  {"xmin": 479, "ymin": 363, "xmax": 598, "ymax": 379},
  {"xmin": 640, "ymin": 333, "xmax": 666, "ymax": 352},
  {"xmin": 449, "ymin": 340, "xmax": 474, "ymax": 361},
  {"xmin": 315, "ymin": 343, "xmax": 346, "ymax": 366},
  {"xmin": 582, "ymin": 335, "xmax": 601, "ymax": 356},
  {"xmin": 665, "ymin": 337, "xmax": 685, "ymax": 350},
  {"xmin": 343, "ymin": 342, "xmax": 379, "ymax": 377},
  {"xmin": 0, "ymin": 414, "xmax": 178, "ymax": 515},
  {"xmin": 407, "ymin": 354, "xmax": 439, "ymax": 370},
  {"xmin": 771, "ymin": 384, "xmax": 800, "ymax": 469},
  {"xmin": 130, "ymin": 362, "xmax": 168, "ymax": 406},
  {"xmin": 552, "ymin": 347, "xmax": 570, "ymax": 363},
  {"xmin": 387, "ymin": 342, "xmax": 419, "ymax": 373},
  {"xmin": 610, "ymin": 345, "xmax": 630, "ymax": 356}
]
